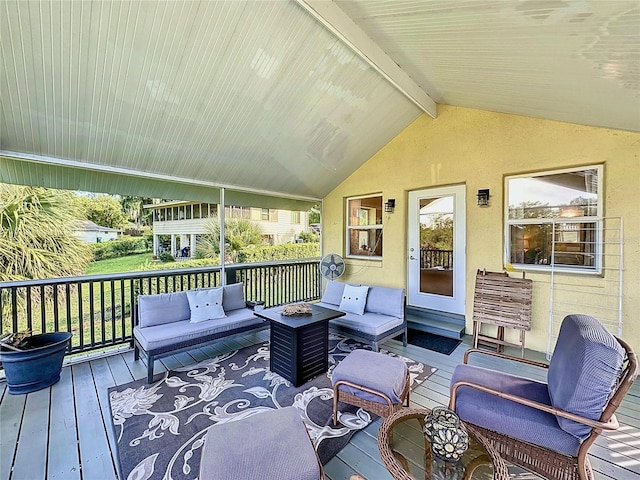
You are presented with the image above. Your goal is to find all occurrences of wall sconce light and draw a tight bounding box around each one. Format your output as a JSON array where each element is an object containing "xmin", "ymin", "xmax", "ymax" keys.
[
  {"xmin": 384, "ymin": 199, "xmax": 396, "ymax": 213},
  {"xmin": 476, "ymin": 189, "xmax": 490, "ymax": 207}
]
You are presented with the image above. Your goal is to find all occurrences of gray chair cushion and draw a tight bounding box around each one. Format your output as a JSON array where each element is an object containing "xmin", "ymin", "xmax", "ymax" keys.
[
  {"xmin": 137, "ymin": 291, "xmax": 190, "ymax": 327},
  {"xmin": 365, "ymin": 286, "xmax": 404, "ymax": 318},
  {"xmin": 199, "ymin": 406, "xmax": 321, "ymax": 480},
  {"xmin": 452, "ymin": 364, "xmax": 581, "ymax": 456},
  {"xmin": 321, "ymin": 280, "xmax": 345, "ymax": 306},
  {"xmin": 547, "ymin": 314, "xmax": 625, "ymax": 440},
  {"xmin": 332, "ymin": 349, "xmax": 407, "ymax": 404},
  {"xmin": 222, "ymin": 283, "xmax": 246, "ymax": 312}
]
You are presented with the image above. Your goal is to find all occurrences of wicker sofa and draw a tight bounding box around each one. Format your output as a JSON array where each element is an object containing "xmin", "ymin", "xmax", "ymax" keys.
[
  {"xmin": 315, "ymin": 280, "xmax": 407, "ymax": 351},
  {"xmin": 133, "ymin": 283, "xmax": 268, "ymax": 383}
]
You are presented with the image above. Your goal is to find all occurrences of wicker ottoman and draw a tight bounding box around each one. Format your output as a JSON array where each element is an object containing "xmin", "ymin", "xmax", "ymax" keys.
[
  {"xmin": 332, "ymin": 349, "xmax": 410, "ymax": 425},
  {"xmin": 199, "ymin": 406, "xmax": 324, "ymax": 480}
]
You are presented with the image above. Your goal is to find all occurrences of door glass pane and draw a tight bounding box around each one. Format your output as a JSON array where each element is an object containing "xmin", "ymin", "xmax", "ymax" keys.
[{"xmin": 419, "ymin": 196, "xmax": 454, "ymax": 297}]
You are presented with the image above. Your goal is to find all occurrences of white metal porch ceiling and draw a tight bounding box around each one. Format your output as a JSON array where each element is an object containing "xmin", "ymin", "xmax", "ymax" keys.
[
  {"xmin": 335, "ymin": 0, "xmax": 640, "ymax": 133},
  {"xmin": 1, "ymin": 1, "xmax": 638, "ymax": 204}
]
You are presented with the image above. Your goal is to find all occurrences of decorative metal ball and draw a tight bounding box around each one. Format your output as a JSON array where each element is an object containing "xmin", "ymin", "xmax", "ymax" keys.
[
  {"xmin": 423, "ymin": 406, "xmax": 459, "ymax": 440},
  {"xmin": 424, "ymin": 407, "xmax": 469, "ymax": 462}
]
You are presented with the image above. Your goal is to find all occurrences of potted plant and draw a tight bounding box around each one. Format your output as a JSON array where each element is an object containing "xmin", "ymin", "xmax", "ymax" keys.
[{"xmin": 0, "ymin": 331, "xmax": 72, "ymax": 394}]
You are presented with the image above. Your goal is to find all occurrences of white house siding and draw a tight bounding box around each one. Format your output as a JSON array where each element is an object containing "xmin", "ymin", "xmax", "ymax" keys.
[
  {"xmin": 152, "ymin": 211, "xmax": 307, "ymax": 241},
  {"xmin": 74, "ymin": 231, "xmax": 119, "ymax": 243}
]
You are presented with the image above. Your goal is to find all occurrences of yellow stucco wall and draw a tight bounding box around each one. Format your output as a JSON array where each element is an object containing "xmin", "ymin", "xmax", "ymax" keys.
[{"xmin": 322, "ymin": 105, "xmax": 640, "ymax": 355}]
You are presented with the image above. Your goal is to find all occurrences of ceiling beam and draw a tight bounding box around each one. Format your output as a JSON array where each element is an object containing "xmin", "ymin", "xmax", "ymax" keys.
[{"xmin": 296, "ymin": 0, "xmax": 437, "ymax": 118}]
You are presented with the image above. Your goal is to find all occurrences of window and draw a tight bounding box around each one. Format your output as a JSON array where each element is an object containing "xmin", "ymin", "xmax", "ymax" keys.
[
  {"xmin": 261, "ymin": 208, "xmax": 277, "ymax": 222},
  {"xmin": 505, "ymin": 165, "xmax": 602, "ymax": 273},
  {"xmin": 346, "ymin": 195, "xmax": 383, "ymax": 259},
  {"xmin": 291, "ymin": 211, "xmax": 300, "ymax": 224}
]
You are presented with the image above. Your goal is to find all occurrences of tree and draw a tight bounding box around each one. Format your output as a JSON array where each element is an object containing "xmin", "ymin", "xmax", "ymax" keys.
[
  {"xmin": 0, "ymin": 184, "xmax": 92, "ymax": 282},
  {"xmin": 420, "ymin": 215, "xmax": 453, "ymax": 250},
  {"xmin": 120, "ymin": 195, "xmax": 156, "ymax": 227},
  {"xmin": 308, "ymin": 204, "xmax": 321, "ymax": 224},
  {"xmin": 197, "ymin": 217, "xmax": 264, "ymax": 263},
  {"xmin": 74, "ymin": 194, "xmax": 128, "ymax": 229}
]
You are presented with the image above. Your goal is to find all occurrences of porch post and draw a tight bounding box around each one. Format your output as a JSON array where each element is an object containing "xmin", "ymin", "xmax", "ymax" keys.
[
  {"xmin": 171, "ymin": 235, "xmax": 177, "ymax": 257},
  {"xmin": 220, "ymin": 188, "xmax": 226, "ymax": 285},
  {"xmin": 190, "ymin": 234, "xmax": 196, "ymax": 258},
  {"xmin": 153, "ymin": 234, "xmax": 159, "ymax": 257}
]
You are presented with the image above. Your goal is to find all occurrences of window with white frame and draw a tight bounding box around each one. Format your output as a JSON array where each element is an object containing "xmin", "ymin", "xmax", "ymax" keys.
[
  {"xmin": 291, "ymin": 211, "xmax": 300, "ymax": 224},
  {"xmin": 505, "ymin": 165, "xmax": 603, "ymax": 273},
  {"xmin": 346, "ymin": 195, "xmax": 383, "ymax": 259}
]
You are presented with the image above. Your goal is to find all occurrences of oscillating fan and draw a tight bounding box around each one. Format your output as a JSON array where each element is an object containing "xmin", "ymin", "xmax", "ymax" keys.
[{"xmin": 319, "ymin": 253, "xmax": 346, "ymax": 280}]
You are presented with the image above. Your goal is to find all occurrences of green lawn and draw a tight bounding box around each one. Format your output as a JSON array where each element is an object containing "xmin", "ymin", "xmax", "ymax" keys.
[{"xmin": 86, "ymin": 253, "xmax": 154, "ymax": 275}]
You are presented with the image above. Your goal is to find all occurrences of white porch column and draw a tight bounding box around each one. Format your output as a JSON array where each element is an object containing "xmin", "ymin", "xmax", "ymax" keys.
[
  {"xmin": 190, "ymin": 234, "xmax": 197, "ymax": 258},
  {"xmin": 171, "ymin": 235, "xmax": 177, "ymax": 257},
  {"xmin": 153, "ymin": 234, "xmax": 160, "ymax": 256}
]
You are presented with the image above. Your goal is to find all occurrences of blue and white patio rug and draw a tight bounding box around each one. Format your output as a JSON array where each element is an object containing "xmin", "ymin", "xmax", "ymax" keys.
[{"xmin": 107, "ymin": 334, "xmax": 435, "ymax": 480}]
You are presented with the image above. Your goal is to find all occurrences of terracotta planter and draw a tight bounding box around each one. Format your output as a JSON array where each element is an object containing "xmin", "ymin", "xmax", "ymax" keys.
[{"xmin": 0, "ymin": 332, "xmax": 72, "ymax": 394}]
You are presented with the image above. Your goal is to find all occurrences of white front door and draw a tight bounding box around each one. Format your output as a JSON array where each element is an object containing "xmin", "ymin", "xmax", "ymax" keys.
[{"xmin": 407, "ymin": 185, "xmax": 466, "ymax": 314}]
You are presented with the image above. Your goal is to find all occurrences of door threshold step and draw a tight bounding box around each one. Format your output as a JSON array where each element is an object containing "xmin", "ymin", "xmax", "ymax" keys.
[{"xmin": 406, "ymin": 315, "xmax": 465, "ymax": 340}]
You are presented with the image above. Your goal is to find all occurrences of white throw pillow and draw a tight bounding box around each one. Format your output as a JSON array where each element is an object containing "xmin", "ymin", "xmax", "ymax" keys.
[
  {"xmin": 186, "ymin": 288, "xmax": 226, "ymax": 323},
  {"xmin": 339, "ymin": 284, "xmax": 369, "ymax": 315}
]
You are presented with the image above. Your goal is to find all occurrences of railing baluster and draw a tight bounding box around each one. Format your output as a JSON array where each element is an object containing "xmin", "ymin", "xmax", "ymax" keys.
[
  {"xmin": 53, "ymin": 285, "xmax": 60, "ymax": 332},
  {"xmin": 66, "ymin": 284, "xmax": 72, "ymax": 334},
  {"xmin": 78, "ymin": 283, "xmax": 84, "ymax": 351},
  {"xmin": 120, "ymin": 279, "xmax": 126, "ymax": 343},
  {"xmin": 111, "ymin": 280, "xmax": 116, "ymax": 344},
  {"xmin": 89, "ymin": 282, "xmax": 97, "ymax": 346},
  {"xmin": 26, "ymin": 287, "xmax": 33, "ymax": 333},
  {"xmin": 11, "ymin": 287, "xmax": 18, "ymax": 333},
  {"xmin": 40, "ymin": 285, "xmax": 46, "ymax": 334}
]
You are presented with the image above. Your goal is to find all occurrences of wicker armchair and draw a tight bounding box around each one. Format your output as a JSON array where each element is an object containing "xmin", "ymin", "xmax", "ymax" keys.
[{"xmin": 449, "ymin": 314, "xmax": 637, "ymax": 480}]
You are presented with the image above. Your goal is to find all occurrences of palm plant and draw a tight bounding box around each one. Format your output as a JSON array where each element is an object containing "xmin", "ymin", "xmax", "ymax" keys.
[
  {"xmin": 197, "ymin": 217, "xmax": 264, "ymax": 263},
  {"xmin": 0, "ymin": 184, "xmax": 92, "ymax": 282}
]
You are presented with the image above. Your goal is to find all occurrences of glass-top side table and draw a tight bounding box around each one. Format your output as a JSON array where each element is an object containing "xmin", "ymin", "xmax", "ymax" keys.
[{"xmin": 378, "ymin": 408, "xmax": 509, "ymax": 480}]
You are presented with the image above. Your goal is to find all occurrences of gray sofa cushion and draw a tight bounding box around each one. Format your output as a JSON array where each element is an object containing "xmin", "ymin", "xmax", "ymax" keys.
[
  {"xmin": 134, "ymin": 309, "xmax": 264, "ymax": 351},
  {"xmin": 321, "ymin": 280, "xmax": 345, "ymax": 306},
  {"xmin": 547, "ymin": 314, "xmax": 625, "ymax": 440},
  {"xmin": 365, "ymin": 286, "xmax": 404, "ymax": 318},
  {"xmin": 199, "ymin": 406, "xmax": 321, "ymax": 480},
  {"xmin": 222, "ymin": 283, "xmax": 246, "ymax": 312},
  {"xmin": 137, "ymin": 291, "xmax": 190, "ymax": 327},
  {"xmin": 186, "ymin": 287, "xmax": 225, "ymax": 323},
  {"xmin": 452, "ymin": 364, "xmax": 581, "ymax": 456},
  {"xmin": 326, "ymin": 309, "xmax": 403, "ymax": 336},
  {"xmin": 339, "ymin": 284, "xmax": 369, "ymax": 315},
  {"xmin": 332, "ymin": 349, "xmax": 407, "ymax": 404}
]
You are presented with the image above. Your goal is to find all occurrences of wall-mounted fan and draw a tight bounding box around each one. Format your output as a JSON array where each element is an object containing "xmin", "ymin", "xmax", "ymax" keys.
[{"xmin": 319, "ymin": 253, "xmax": 346, "ymax": 280}]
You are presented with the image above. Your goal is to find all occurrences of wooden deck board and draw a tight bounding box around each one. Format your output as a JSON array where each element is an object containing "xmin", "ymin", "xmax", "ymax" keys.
[
  {"xmin": 0, "ymin": 332, "xmax": 638, "ymax": 480},
  {"xmin": 0, "ymin": 387, "xmax": 25, "ymax": 480},
  {"xmin": 47, "ymin": 368, "xmax": 81, "ymax": 480},
  {"xmin": 10, "ymin": 388, "xmax": 48, "ymax": 480},
  {"xmin": 72, "ymin": 361, "xmax": 118, "ymax": 480}
]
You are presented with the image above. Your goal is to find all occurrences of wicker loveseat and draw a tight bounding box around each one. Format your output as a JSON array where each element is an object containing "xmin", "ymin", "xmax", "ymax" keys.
[{"xmin": 449, "ymin": 314, "xmax": 637, "ymax": 480}]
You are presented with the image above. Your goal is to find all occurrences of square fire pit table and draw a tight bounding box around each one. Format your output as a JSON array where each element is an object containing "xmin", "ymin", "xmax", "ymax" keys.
[{"xmin": 254, "ymin": 304, "xmax": 345, "ymax": 387}]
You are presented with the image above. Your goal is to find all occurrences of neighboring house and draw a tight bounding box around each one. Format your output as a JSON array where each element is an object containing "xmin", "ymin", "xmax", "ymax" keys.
[
  {"xmin": 72, "ymin": 220, "xmax": 121, "ymax": 243},
  {"xmin": 145, "ymin": 201, "xmax": 309, "ymax": 258}
]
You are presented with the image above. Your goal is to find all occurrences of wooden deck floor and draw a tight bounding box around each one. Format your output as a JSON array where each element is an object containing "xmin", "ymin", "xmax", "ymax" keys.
[{"xmin": 1, "ymin": 331, "xmax": 638, "ymax": 480}]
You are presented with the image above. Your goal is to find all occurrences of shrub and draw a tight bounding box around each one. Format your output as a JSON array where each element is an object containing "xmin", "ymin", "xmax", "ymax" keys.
[
  {"xmin": 158, "ymin": 251, "xmax": 175, "ymax": 262},
  {"xmin": 136, "ymin": 257, "xmax": 220, "ymax": 272},
  {"xmin": 91, "ymin": 236, "xmax": 150, "ymax": 261},
  {"xmin": 298, "ymin": 230, "xmax": 319, "ymax": 243},
  {"xmin": 238, "ymin": 243, "xmax": 320, "ymax": 262}
]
